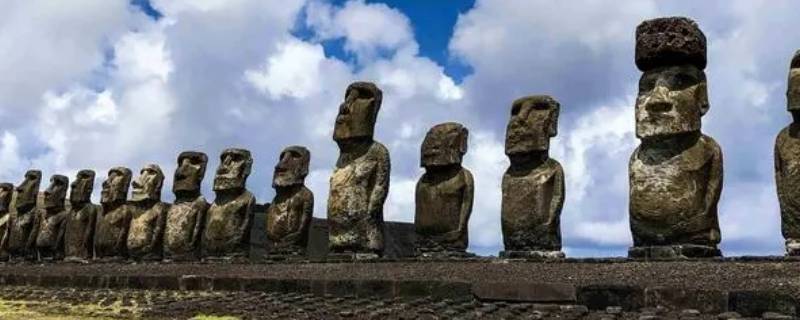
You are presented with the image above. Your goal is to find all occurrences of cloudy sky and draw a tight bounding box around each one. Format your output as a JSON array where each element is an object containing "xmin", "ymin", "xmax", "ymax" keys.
[{"xmin": 1, "ymin": 0, "xmax": 799, "ymax": 257}]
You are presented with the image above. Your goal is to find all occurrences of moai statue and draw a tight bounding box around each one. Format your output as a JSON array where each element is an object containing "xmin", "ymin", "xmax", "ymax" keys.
[
  {"xmin": 415, "ymin": 122, "xmax": 474, "ymax": 257},
  {"xmin": 776, "ymin": 50, "xmax": 800, "ymax": 255},
  {"xmin": 500, "ymin": 96, "xmax": 565, "ymax": 259},
  {"xmin": 629, "ymin": 17, "xmax": 723, "ymax": 259},
  {"xmin": 33, "ymin": 175, "xmax": 69, "ymax": 261},
  {"xmin": 0, "ymin": 183, "xmax": 13, "ymax": 260},
  {"xmin": 94, "ymin": 167, "xmax": 133, "ymax": 261},
  {"xmin": 201, "ymin": 148, "xmax": 256, "ymax": 260},
  {"xmin": 328, "ymin": 82, "xmax": 390, "ymax": 258},
  {"xmin": 6, "ymin": 170, "xmax": 42, "ymax": 261},
  {"xmin": 64, "ymin": 170, "xmax": 99, "ymax": 262},
  {"xmin": 266, "ymin": 146, "xmax": 313, "ymax": 258},
  {"xmin": 127, "ymin": 164, "xmax": 168, "ymax": 261},
  {"xmin": 164, "ymin": 151, "xmax": 209, "ymax": 261}
]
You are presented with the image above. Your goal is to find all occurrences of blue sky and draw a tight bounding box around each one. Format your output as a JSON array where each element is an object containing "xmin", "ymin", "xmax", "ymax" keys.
[{"xmin": 3, "ymin": 0, "xmax": 800, "ymax": 257}]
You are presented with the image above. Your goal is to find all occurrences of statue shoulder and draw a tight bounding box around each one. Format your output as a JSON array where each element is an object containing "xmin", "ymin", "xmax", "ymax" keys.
[
  {"xmin": 369, "ymin": 141, "xmax": 390, "ymax": 158},
  {"xmin": 699, "ymin": 134, "xmax": 722, "ymax": 158}
]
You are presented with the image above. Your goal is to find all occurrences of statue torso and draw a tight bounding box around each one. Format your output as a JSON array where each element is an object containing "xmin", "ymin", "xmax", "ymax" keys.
[
  {"xmin": 127, "ymin": 202, "xmax": 168, "ymax": 259},
  {"xmin": 64, "ymin": 203, "xmax": 99, "ymax": 259},
  {"xmin": 266, "ymin": 187, "xmax": 312, "ymax": 243},
  {"xmin": 164, "ymin": 196, "xmax": 208, "ymax": 257},
  {"xmin": 415, "ymin": 168, "xmax": 469, "ymax": 235}
]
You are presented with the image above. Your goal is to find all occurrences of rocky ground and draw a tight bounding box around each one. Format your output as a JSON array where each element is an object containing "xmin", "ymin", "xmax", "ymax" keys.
[{"xmin": 0, "ymin": 285, "xmax": 789, "ymax": 319}]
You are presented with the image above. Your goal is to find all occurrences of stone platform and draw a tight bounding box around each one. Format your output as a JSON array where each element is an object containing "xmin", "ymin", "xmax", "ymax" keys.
[{"xmin": 1, "ymin": 257, "xmax": 800, "ymax": 317}]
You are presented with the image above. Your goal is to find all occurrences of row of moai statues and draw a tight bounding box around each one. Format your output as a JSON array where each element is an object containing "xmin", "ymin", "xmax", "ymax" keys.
[{"xmin": 1, "ymin": 17, "xmax": 800, "ymax": 262}]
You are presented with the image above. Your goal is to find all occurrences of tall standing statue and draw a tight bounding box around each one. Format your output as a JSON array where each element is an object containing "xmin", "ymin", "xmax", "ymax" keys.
[
  {"xmin": 64, "ymin": 170, "xmax": 99, "ymax": 262},
  {"xmin": 776, "ymin": 50, "xmax": 800, "ymax": 255},
  {"xmin": 500, "ymin": 96, "xmax": 565, "ymax": 259},
  {"xmin": 33, "ymin": 174, "xmax": 69, "ymax": 261},
  {"xmin": 164, "ymin": 151, "xmax": 209, "ymax": 261},
  {"xmin": 266, "ymin": 146, "xmax": 313, "ymax": 258},
  {"xmin": 415, "ymin": 122, "xmax": 474, "ymax": 257},
  {"xmin": 629, "ymin": 17, "xmax": 723, "ymax": 259},
  {"xmin": 328, "ymin": 82, "xmax": 390, "ymax": 258},
  {"xmin": 201, "ymin": 148, "xmax": 255, "ymax": 260},
  {"xmin": 127, "ymin": 164, "xmax": 168, "ymax": 261},
  {"xmin": 7, "ymin": 170, "xmax": 42, "ymax": 261},
  {"xmin": 0, "ymin": 183, "xmax": 14, "ymax": 260},
  {"xmin": 94, "ymin": 167, "xmax": 133, "ymax": 261}
]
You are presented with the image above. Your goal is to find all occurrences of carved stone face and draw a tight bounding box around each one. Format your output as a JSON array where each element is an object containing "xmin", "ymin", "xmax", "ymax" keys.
[
  {"xmin": 44, "ymin": 175, "xmax": 69, "ymax": 209},
  {"xmin": 0, "ymin": 183, "xmax": 13, "ymax": 213},
  {"xmin": 213, "ymin": 148, "xmax": 252, "ymax": 191},
  {"xmin": 174, "ymin": 151, "xmax": 208, "ymax": 194},
  {"xmin": 421, "ymin": 122, "xmax": 468, "ymax": 167},
  {"xmin": 70, "ymin": 170, "xmax": 95, "ymax": 204},
  {"xmin": 273, "ymin": 146, "xmax": 310, "ymax": 188},
  {"xmin": 131, "ymin": 164, "xmax": 164, "ymax": 202},
  {"xmin": 788, "ymin": 68, "xmax": 800, "ymax": 111},
  {"xmin": 333, "ymin": 82, "xmax": 382, "ymax": 142},
  {"xmin": 15, "ymin": 170, "xmax": 42, "ymax": 209},
  {"xmin": 101, "ymin": 167, "xmax": 132, "ymax": 205},
  {"xmin": 636, "ymin": 65, "xmax": 709, "ymax": 138},
  {"xmin": 505, "ymin": 96, "xmax": 559, "ymax": 155}
]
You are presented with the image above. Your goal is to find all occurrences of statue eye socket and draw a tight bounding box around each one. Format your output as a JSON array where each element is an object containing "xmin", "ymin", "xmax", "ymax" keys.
[{"xmin": 511, "ymin": 104, "xmax": 521, "ymax": 116}]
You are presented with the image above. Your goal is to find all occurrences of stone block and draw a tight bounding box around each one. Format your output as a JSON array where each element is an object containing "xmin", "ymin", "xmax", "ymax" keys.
[
  {"xmin": 645, "ymin": 287, "xmax": 727, "ymax": 314},
  {"xmin": 729, "ymin": 290, "xmax": 798, "ymax": 317},
  {"xmin": 577, "ymin": 284, "xmax": 645, "ymax": 311}
]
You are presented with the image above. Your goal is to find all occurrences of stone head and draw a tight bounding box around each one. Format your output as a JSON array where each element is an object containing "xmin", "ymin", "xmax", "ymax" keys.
[
  {"xmin": 213, "ymin": 148, "xmax": 252, "ymax": 192},
  {"xmin": 788, "ymin": 50, "xmax": 800, "ymax": 111},
  {"xmin": 421, "ymin": 122, "xmax": 468, "ymax": 168},
  {"xmin": 634, "ymin": 16, "xmax": 708, "ymax": 139},
  {"xmin": 101, "ymin": 167, "xmax": 132, "ymax": 205},
  {"xmin": 0, "ymin": 183, "xmax": 13, "ymax": 214},
  {"xmin": 131, "ymin": 164, "xmax": 164, "ymax": 202},
  {"xmin": 333, "ymin": 82, "xmax": 382, "ymax": 142},
  {"xmin": 174, "ymin": 151, "xmax": 208, "ymax": 195},
  {"xmin": 44, "ymin": 174, "xmax": 69, "ymax": 209},
  {"xmin": 505, "ymin": 95, "xmax": 559, "ymax": 156},
  {"xmin": 273, "ymin": 146, "xmax": 310, "ymax": 188},
  {"xmin": 70, "ymin": 170, "xmax": 95, "ymax": 205},
  {"xmin": 15, "ymin": 170, "xmax": 42, "ymax": 209},
  {"xmin": 635, "ymin": 65, "xmax": 708, "ymax": 138}
]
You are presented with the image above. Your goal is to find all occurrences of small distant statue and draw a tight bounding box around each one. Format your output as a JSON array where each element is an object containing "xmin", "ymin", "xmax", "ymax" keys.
[
  {"xmin": 201, "ymin": 148, "xmax": 256, "ymax": 261},
  {"xmin": 415, "ymin": 122, "xmax": 474, "ymax": 257},
  {"xmin": 164, "ymin": 151, "xmax": 209, "ymax": 261},
  {"xmin": 266, "ymin": 146, "xmax": 313, "ymax": 258},
  {"xmin": 64, "ymin": 170, "xmax": 99, "ymax": 263},
  {"xmin": 328, "ymin": 82, "xmax": 390, "ymax": 258},
  {"xmin": 127, "ymin": 164, "xmax": 168, "ymax": 261},
  {"xmin": 629, "ymin": 17, "xmax": 723, "ymax": 258},
  {"xmin": 94, "ymin": 167, "xmax": 133, "ymax": 261},
  {"xmin": 0, "ymin": 183, "xmax": 14, "ymax": 261},
  {"xmin": 7, "ymin": 170, "xmax": 42, "ymax": 261},
  {"xmin": 500, "ymin": 96, "xmax": 565, "ymax": 259},
  {"xmin": 776, "ymin": 50, "xmax": 800, "ymax": 255},
  {"xmin": 33, "ymin": 175, "xmax": 70, "ymax": 261}
]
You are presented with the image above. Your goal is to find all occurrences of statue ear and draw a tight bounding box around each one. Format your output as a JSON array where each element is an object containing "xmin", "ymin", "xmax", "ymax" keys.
[
  {"xmin": 695, "ymin": 82, "xmax": 710, "ymax": 116},
  {"xmin": 459, "ymin": 127, "xmax": 469, "ymax": 155},
  {"xmin": 548, "ymin": 103, "xmax": 560, "ymax": 137}
]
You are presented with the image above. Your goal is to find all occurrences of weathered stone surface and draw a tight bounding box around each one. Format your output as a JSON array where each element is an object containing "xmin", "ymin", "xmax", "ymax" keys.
[
  {"xmin": 202, "ymin": 148, "xmax": 255, "ymax": 260},
  {"xmin": 472, "ymin": 282, "xmax": 576, "ymax": 303},
  {"xmin": 94, "ymin": 167, "xmax": 133, "ymax": 260},
  {"xmin": 635, "ymin": 17, "xmax": 707, "ymax": 71},
  {"xmin": 127, "ymin": 164, "xmax": 168, "ymax": 261},
  {"xmin": 64, "ymin": 170, "xmax": 99, "ymax": 262},
  {"xmin": 34, "ymin": 174, "xmax": 69, "ymax": 261},
  {"xmin": 629, "ymin": 17, "xmax": 722, "ymax": 258},
  {"xmin": 577, "ymin": 285, "xmax": 645, "ymax": 311},
  {"xmin": 6, "ymin": 170, "xmax": 41, "ymax": 260},
  {"xmin": 267, "ymin": 146, "xmax": 313, "ymax": 257},
  {"xmin": 415, "ymin": 122, "xmax": 473, "ymax": 256},
  {"xmin": 164, "ymin": 151, "xmax": 209, "ymax": 261},
  {"xmin": 501, "ymin": 96, "xmax": 565, "ymax": 255},
  {"xmin": 776, "ymin": 51, "xmax": 800, "ymax": 256},
  {"xmin": 328, "ymin": 82, "xmax": 390, "ymax": 255},
  {"xmin": 0, "ymin": 182, "xmax": 13, "ymax": 260}
]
